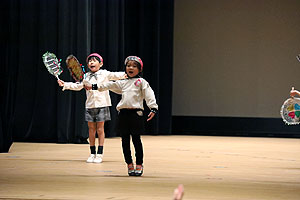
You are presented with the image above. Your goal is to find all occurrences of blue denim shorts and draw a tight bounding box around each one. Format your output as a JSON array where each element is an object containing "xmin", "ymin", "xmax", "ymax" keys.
[{"xmin": 85, "ymin": 107, "xmax": 111, "ymax": 122}]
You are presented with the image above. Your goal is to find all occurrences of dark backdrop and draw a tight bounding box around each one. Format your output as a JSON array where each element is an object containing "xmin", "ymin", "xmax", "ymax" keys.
[{"xmin": 1, "ymin": 0, "xmax": 174, "ymax": 152}]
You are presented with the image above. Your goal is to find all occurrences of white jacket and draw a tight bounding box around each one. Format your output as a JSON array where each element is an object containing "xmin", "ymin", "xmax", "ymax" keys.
[
  {"xmin": 97, "ymin": 77, "xmax": 158, "ymax": 111},
  {"xmin": 62, "ymin": 69, "xmax": 126, "ymax": 108}
]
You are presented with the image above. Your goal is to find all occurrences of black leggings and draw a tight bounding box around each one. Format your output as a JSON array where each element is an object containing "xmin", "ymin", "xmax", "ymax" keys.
[
  {"xmin": 117, "ymin": 109, "xmax": 144, "ymax": 165},
  {"xmin": 122, "ymin": 134, "xmax": 143, "ymax": 165}
]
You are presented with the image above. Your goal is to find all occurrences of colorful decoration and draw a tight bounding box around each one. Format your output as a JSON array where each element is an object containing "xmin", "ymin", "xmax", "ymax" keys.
[
  {"xmin": 42, "ymin": 52, "xmax": 63, "ymax": 79},
  {"xmin": 280, "ymin": 97, "xmax": 300, "ymax": 125},
  {"xmin": 125, "ymin": 56, "xmax": 143, "ymax": 71},
  {"xmin": 66, "ymin": 55, "xmax": 85, "ymax": 82},
  {"xmin": 134, "ymin": 79, "xmax": 142, "ymax": 86}
]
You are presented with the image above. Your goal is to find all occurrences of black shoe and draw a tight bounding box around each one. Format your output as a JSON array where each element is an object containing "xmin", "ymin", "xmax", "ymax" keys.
[
  {"xmin": 135, "ymin": 165, "xmax": 143, "ymax": 176},
  {"xmin": 128, "ymin": 163, "xmax": 135, "ymax": 176}
]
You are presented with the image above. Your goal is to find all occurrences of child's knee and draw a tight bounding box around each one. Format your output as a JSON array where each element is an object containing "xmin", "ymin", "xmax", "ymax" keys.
[
  {"xmin": 97, "ymin": 128, "xmax": 104, "ymax": 135},
  {"xmin": 88, "ymin": 127, "xmax": 96, "ymax": 132}
]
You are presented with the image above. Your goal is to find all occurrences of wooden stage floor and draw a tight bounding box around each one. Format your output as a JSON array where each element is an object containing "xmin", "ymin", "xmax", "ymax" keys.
[{"xmin": 0, "ymin": 135, "xmax": 300, "ymax": 200}]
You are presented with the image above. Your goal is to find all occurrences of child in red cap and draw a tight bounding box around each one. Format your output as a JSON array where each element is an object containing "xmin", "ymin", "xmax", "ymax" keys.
[
  {"xmin": 57, "ymin": 53, "xmax": 126, "ymax": 163},
  {"xmin": 85, "ymin": 56, "xmax": 158, "ymax": 176}
]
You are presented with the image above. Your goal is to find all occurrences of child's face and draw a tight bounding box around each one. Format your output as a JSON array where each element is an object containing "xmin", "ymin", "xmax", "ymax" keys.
[
  {"xmin": 126, "ymin": 61, "xmax": 140, "ymax": 77},
  {"xmin": 88, "ymin": 57, "xmax": 103, "ymax": 72}
]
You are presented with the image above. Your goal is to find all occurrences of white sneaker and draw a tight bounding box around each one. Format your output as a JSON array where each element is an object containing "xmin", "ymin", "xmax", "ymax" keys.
[
  {"xmin": 86, "ymin": 154, "xmax": 96, "ymax": 163},
  {"xmin": 93, "ymin": 154, "xmax": 103, "ymax": 163}
]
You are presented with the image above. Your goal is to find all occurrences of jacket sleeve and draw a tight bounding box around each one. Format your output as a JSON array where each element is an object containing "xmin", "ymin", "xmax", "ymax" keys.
[
  {"xmin": 62, "ymin": 82, "xmax": 84, "ymax": 91},
  {"xmin": 107, "ymin": 71, "xmax": 127, "ymax": 80},
  {"xmin": 97, "ymin": 81, "xmax": 122, "ymax": 94},
  {"xmin": 142, "ymin": 80, "xmax": 158, "ymax": 110}
]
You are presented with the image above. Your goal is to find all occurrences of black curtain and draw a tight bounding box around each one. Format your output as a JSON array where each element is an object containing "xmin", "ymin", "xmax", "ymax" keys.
[{"xmin": 1, "ymin": 0, "xmax": 174, "ymax": 152}]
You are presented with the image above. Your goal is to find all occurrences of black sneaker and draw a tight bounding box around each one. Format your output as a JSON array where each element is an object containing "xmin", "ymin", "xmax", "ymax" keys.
[
  {"xmin": 135, "ymin": 165, "xmax": 143, "ymax": 176},
  {"xmin": 128, "ymin": 163, "xmax": 135, "ymax": 176}
]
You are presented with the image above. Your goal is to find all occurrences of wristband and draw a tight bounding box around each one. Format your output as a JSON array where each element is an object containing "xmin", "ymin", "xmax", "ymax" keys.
[
  {"xmin": 92, "ymin": 84, "xmax": 98, "ymax": 90},
  {"xmin": 150, "ymin": 109, "xmax": 157, "ymax": 114}
]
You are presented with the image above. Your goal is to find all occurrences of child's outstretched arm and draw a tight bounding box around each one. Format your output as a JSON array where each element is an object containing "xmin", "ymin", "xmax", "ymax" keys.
[
  {"xmin": 84, "ymin": 80, "xmax": 122, "ymax": 94},
  {"xmin": 98, "ymin": 81, "xmax": 122, "ymax": 94},
  {"xmin": 290, "ymin": 87, "xmax": 300, "ymax": 97},
  {"xmin": 58, "ymin": 79, "xmax": 84, "ymax": 91},
  {"xmin": 107, "ymin": 71, "xmax": 127, "ymax": 80}
]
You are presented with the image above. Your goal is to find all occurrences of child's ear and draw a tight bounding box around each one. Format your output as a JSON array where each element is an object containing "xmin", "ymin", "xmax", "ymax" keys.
[{"xmin": 99, "ymin": 63, "xmax": 103, "ymax": 67}]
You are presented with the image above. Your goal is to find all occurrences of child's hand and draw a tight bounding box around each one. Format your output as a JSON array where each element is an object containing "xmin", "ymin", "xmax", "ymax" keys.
[
  {"xmin": 173, "ymin": 184, "xmax": 184, "ymax": 200},
  {"xmin": 147, "ymin": 111, "xmax": 155, "ymax": 121},
  {"xmin": 57, "ymin": 80, "xmax": 65, "ymax": 87},
  {"xmin": 290, "ymin": 87, "xmax": 300, "ymax": 97},
  {"xmin": 83, "ymin": 80, "xmax": 92, "ymax": 90},
  {"xmin": 84, "ymin": 85, "xmax": 92, "ymax": 90}
]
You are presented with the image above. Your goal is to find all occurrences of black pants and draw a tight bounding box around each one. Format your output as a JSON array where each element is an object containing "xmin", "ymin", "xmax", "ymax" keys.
[{"xmin": 117, "ymin": 109, "xmax": 144, "ymax": 165}]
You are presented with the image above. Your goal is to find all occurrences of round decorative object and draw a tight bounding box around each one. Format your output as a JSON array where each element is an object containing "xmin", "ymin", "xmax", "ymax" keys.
[
  {"xmin": 66, "ymin": 55, "xmax": 85, "ymax": 82},
  {"xmin": 280, "ymin": 97, "xmax": 300, "ymax": 125}
]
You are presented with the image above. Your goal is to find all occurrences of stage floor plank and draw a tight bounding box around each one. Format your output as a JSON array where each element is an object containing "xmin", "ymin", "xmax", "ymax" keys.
[{"xmin": 0, "ymin": 135, "xmax": 300, "ymax": 200}]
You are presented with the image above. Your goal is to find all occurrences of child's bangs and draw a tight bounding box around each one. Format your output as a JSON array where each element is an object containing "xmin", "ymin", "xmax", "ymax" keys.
[{"xmin": 88, "ymin": 56, "xmax": 101, "ymax": 63}]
